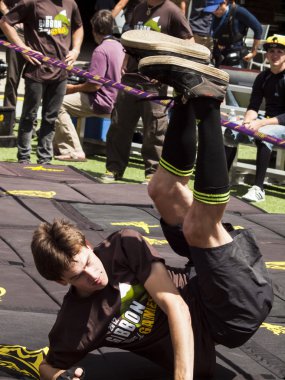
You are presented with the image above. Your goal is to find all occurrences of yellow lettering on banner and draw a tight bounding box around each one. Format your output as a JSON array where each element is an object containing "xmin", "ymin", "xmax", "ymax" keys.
[
  {"xmin": 111, "ymin": 221, "xmax": 159, "ymax": 234},
  {"xmin": 265, "ymin": 262, "xmax": 285, "ymax": 270},
  {"xmin": 144, "ymin": 237, "xmax": 168, "ymax": 246},
  {"xmin": 0, "ymin": 287, "xmax": 6, "ymax": 301},
  {"xmin": 4, "ymin": 190, "xmax": 56, "ymax": 199},
  {"xmin": 261, "ymin": 323, "xmax": 285, "ymax": 336},
  {"xmin": 24, "ymin": 165, "xmax": 64, "ymax": 172}
]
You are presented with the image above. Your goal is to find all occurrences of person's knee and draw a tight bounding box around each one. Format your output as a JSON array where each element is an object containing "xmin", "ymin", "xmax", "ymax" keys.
[
  {"xmin": 147, "ymin": 171, "xmax": 166, "ymax": 202},
  {"xmin": 182, "ymin": 202, "xmax": 229, "ymax": 248}
]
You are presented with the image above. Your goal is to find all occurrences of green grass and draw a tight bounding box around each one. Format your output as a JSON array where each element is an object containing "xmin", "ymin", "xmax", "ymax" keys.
[{"xmin": 1, "ymin": 135, "xmax": 285, "ymax": 214}]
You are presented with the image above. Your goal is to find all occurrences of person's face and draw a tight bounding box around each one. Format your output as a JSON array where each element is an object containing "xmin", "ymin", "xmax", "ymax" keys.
[
  {"xmin": 213, "ymin": 2, "xmax": 228, "ymax": 17},
  {"xmin": 60, "ymin": 246, "xmax": 109, "ymax": 297},
  {"xmin": 266, "ymin": 47, "xmax": 285, "ymax": 68}
]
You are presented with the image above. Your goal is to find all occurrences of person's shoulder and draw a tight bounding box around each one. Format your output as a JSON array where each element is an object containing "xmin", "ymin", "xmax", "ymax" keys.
[
  {"xmin": 164, "ymin": 0, "xmax": 183, "ymax": 12},
  {"xmin": 94, "ymin": 39, "xmax": 123, "ymax": 55},
  {"xmin": 253, "ymin": 69, "xmax": 274, "ymax": 87}
]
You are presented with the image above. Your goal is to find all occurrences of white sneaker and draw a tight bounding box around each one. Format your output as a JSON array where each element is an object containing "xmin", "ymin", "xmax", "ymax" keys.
[{"xmin": 242, "ymin": 186, "xmax": 265, "ymax": 202}]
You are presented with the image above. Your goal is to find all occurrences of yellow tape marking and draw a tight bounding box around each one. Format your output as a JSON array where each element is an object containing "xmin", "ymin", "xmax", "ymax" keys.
[
  {"xmin": 4, "ymin": 190, "xmax": 56, "ymax": 198},
  {"xmin": 111, "ymin": 221, "xmax": 159, "ymax": 234},
  {"xmin": 24, "ymin": 165, "xmax": 64, "ymax": 172},
  {"xmin": 265, "ymin": 262, "xmax": 285, "ymax": 270},
  {"xmin": 261, "ymin": 323, "xmax": 285, "ymax": 336},
  {"xmin": 0, "ymin": 287, "xmax": 6, "ymax": 301},
  {"xmin": 144, "ymin": 237, "xmax": 168, "ymax": 246}
]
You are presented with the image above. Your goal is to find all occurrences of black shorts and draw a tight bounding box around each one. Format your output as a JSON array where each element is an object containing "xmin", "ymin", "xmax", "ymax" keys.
[{"xmin": 163, "ymin": 221, "xmax": 274, "ymax": 348}]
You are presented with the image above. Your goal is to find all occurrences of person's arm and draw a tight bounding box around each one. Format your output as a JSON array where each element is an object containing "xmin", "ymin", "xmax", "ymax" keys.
[
  {"xmin": 243, "ymin": 38, "xmax": 261, "ymax": 62},
  {"xmin": 65, "ymin": 25, "xmax": 84, "ymax": 66},
  {"xmin": 144, "ymin": 262, "xmax": 194, "ymax": 380},
  {"xmin": 0, "ymin": 18, "xmax": 41, "ymax": 65},
  {"xmin": 111, "ymin": 0, "xmax": 129, "ymax": 19},
  {"xmin": 180, "ymin": 1, "xmax": 187, "ymax": 15},
  {"xmin": 237, "ymin": 7, "xmax": 262, "ymax": 62},
  {"xmin": 0, "ymin": 0, "xmax": 9, "ymax": 15},
  {"xmin": 66, "ymin": 81, "xmax": 100, "ymax": 95},
  {"xmin": 39, "ymin": 359, "xmax": 84, "ymax": 380},
  {"xmin": 244, "ymin": 113, "xmax": 281, "ymax": 131}
]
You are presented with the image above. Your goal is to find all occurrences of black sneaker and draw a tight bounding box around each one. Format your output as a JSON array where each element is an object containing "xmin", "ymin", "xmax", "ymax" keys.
[
  {"xmin": 18, "ymin": 159, "xmax": 31, "ymax": 164},
  {"xmin": 138, "ymin": 55, "xmax": 229, "ymax": 102},
  {"xmin": 37, "ymin": 160, "xmax": 52, "ymax": 165},
  {"xmin": 121, "ymin": 30, "xmax": 210, "ymax": 63}
]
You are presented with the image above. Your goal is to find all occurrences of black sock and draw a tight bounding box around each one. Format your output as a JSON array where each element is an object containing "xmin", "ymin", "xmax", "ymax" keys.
[
  {"xmin": 160, "ymin": 98, "xmax": 197, "ymax": 176},
  {"xmin": 192, "ymin": 98, "xmax": 230, "ymax": 204},
  {"xmin": 255, "ymin": 141, "xmax": 271, "ymax": 190}
]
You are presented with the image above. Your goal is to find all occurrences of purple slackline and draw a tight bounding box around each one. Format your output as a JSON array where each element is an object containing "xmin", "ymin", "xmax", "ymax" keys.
[{"xmin": 0, "ymin": 39, "xmax": 284, "ymax": 149}]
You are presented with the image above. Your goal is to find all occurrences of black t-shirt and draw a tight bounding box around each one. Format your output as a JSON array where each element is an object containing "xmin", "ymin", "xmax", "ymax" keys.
[
  {"xmin": 46, "ymin": 229, "xmax": 215, "ymax": 378},
  {"xmin": 3, "ymin": 0, "xmax": 82, "ymax": 82},
  {"xmin": 126, "ymin": 0, "xmax": 193, "ymax": 74},
  {"xmin": 247, "ymin": 69, "xmax": 285, "ymax": 125},
  {"xmin": 94, "ymin": 0, "xmax": 117, "ymax": 11}
]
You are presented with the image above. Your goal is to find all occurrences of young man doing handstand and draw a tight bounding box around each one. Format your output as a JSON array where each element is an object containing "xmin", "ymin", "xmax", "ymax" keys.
[{"xmin": 31, "ymin": 53, "xmax": 273, "ymax": 380}]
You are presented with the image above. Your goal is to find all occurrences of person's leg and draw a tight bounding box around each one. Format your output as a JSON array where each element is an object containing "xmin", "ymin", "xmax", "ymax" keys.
[
  {"xmin": 255, "ymin": 125, "xmax": 285, "ymax": 188},
  {"xmin": 37, "ymin": 80, "xmax": 66, "ymax": 164},
  {"xmin": 106, "ymin": 90, "xmax": 140, "ymax": 177},
  {"xmin": 148, "ymin": 98, "xmax": 197, "ymax": 226},
  {"xmin": 254, "ymin": 140, "xmax": 271, "ymax": 189},
  {"xmin": 148, "ymin": 97, "xmax": 198, "ymax": 258},
  {"xmin": 145, "ymin": 55, "xmax": 272, "ymax": 349},
  {"xmin": 54, "ymin": 92, "xmax": 95, "ymax": 157},
  {"xmin": 17, "ymin": 79, "xmax": 43, "ymax": 163},
  {"xmin": 140, "ymin": 84, "xmax": 169, "ymax": 177},
  {"xmin": 3, "ymin": 48, "xmax": 26, "ymax": 110},
  {"xmin": 182, "ymin": 98, "xmax": 231, "ymax": 249}
]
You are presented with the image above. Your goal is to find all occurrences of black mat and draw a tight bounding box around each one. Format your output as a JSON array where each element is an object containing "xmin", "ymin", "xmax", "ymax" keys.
[
  {"xmin": 70, "ymin": 183, "xmax": 153, "ymax": 206},
  {"xmin": 0, "ymin": 162, "xmax": 97, "ymax": 184},
  {"xmin": 0, "ymin": 162, "xmax": 284, "ymax": 380}
]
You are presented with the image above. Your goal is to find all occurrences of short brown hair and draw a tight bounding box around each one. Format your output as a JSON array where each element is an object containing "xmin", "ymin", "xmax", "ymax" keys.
[
  {"xmin": 91, "ymin": 10, "xmax": 114, "ymax": 36},
  {"xmin": 31, "ymin": 219, "xmax": 87, "ymax": 281}
]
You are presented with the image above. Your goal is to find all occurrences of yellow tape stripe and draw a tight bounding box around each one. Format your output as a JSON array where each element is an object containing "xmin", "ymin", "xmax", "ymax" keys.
[
  {"xmin": 159, "ymin": 158, "xmax": 193, "ymax": 177},
  {"xmin": 194, "ymin": 190, "xmax": 230, "ymax": 204}
]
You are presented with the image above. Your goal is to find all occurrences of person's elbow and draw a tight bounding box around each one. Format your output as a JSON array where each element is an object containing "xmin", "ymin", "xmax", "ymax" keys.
[
  {"xmin": 0, "ymin": 19, "xmax": 13, "ymax": 37},
  {"xmin": 0, "ymin": 19, "xmax": 7, "ymax": 32}
]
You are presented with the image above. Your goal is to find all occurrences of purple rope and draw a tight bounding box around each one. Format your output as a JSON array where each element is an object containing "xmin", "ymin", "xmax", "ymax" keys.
[
  {"xmin": 0, "ymin": 39, "xmax": 284, "ymax": 149},
  {"xmin": 0, "ymin": 39, "xmax": 172, "ymax": 107},
  {"xmin": 221, "ymin": 119, "xmax": 285, "ymax": 149}
]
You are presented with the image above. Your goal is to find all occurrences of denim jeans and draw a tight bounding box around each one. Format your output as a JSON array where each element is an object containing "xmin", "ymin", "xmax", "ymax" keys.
[{"xmin": 17, "ymin": 78, "xmax": 67, "ymax": 163}]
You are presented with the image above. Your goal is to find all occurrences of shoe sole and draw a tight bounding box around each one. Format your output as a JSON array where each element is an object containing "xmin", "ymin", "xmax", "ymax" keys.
[
  {"xmin": 242, "ymin": 196, "xmax": 265, "ymax": 202},
  {"xmin": 138, "ymin": 55, "xmax": 229, "ymax": 101},
  {"xmin": 139, "ymin": 55, "xmax": 229, "ymax": 83},
  {"xmin": 121, "ymin": 30, "xmax": 210, "ymax": 63}
]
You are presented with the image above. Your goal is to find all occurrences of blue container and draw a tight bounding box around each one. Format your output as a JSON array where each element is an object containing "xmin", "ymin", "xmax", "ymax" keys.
[
  {"xmin": 71, "ymin": 116, "xmax": 111, "ymax": 142},
  {"xmin": 84, "ymin": 117, "xmax": 111, "ymax": 142}
]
